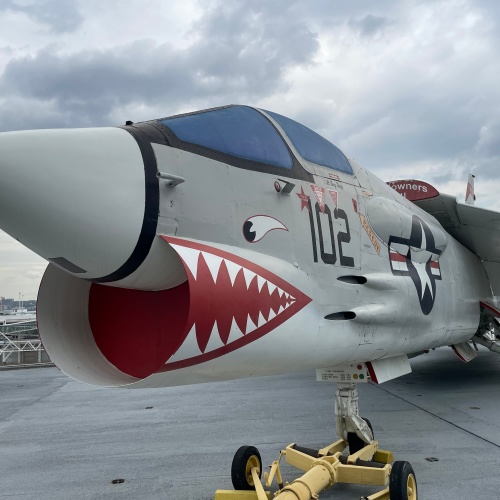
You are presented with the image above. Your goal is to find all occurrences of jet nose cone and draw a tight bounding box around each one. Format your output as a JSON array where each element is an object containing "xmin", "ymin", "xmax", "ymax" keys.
[{"xmin": 0, "ymin": 127, "xmax": 151, "ymax": 280}]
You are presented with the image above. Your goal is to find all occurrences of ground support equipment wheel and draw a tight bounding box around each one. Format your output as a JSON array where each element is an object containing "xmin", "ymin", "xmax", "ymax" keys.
[
  {"xmin": 231, "ymin": 445, "xmax": 262, "ymax": 490},
  {"xmin": 389, "ymin": 460, "xmax": 417, "ymax": 500}
]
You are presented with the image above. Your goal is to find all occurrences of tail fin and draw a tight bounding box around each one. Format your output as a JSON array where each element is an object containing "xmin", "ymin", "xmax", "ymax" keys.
[{"xmin": 465, "ymin": 173, "xmax": 476, "ymax": 205}]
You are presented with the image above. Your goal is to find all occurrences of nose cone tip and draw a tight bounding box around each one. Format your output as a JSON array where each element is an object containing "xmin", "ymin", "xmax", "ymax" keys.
[{"xmin": 0, "ymin": 127, "xmax": 146, "ymax": 280}]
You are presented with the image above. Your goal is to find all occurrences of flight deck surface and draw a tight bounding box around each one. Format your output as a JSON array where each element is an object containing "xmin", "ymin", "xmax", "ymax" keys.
[{"xmin": 1, "ymin": 348, "xmax": 500, "ymax": 499}]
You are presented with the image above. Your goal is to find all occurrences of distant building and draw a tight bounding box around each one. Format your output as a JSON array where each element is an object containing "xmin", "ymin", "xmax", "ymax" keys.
[
  {"xmin": 0, "ymin": 298, "xmax": 36, "ymax": 313},
  {"xmin": 1, "ymin": 298, "xmax": 15, "ymax": 311}
]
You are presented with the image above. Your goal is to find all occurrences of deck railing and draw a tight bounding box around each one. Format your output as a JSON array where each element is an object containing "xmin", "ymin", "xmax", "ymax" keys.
[{"xmin": 0, "ymin": 320, "xmax": 52, "ymax": 367}]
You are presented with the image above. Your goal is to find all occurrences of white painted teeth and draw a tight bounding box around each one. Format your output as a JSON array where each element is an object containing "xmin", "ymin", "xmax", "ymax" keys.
[
  {"xmin": 246, "ymin": 316, "xmax": 257, "ymax": 334},
  {"xmin": 243, "ymin": 268, "xmax": 257, "ymax": 288},
  {"xmin": 171, "ymin": 245, "xmax": 290, "ymax": 301},
  {"xmin": 204, "ymin": 254, "xmax": 223, "ymax": 283},
  {"xmin": 257, "ymin": 275, "xmax": 267, "ymax": 292},
  {"xmin": 170, "ymin": 244, "xmax": 200, "ymax": 279},
  {"xmin": 226, "ymin": 318, "xmax": 244, "ymax": 344},
  {"xmin": 167, "ymin": 244, "xmax": 297, "ymax": 364},
  {"xmin": 225, "ymin": 260, "xmax": 241, "ymax": 285},
  {"xmin": 167, "ymin": 325, "xmax": 198, "ymax": 363},
  {"xmin": 204, "ymin": 323, "xmax": 225, "ymax": 353},
  {"xmin": 257, "ymin": 312, "xmax": 267, "ymax": 328}
]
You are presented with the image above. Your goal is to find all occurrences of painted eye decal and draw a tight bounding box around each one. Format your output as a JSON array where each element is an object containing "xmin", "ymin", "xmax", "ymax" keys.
[{"xmin": 243, "ymin": 215, "xmax": 288, "ymax": 243}]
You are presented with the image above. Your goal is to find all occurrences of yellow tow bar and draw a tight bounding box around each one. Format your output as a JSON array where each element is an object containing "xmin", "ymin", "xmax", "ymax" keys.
[{"xmin": 215, "ymin": 439, "xmax": 417, "ymax": 500}]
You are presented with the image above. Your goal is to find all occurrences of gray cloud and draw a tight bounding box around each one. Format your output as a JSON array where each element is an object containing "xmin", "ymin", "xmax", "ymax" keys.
[
  {"xmin": 474, "ymin": 157, "xmax": 500, "ymax": 180},
  {"xmin": 0, "ymin": 0, "xmax": 499, "ymax": 176},
  {"xmin": 0, "ymin": 0, "xmax": 83, "ymax": 33},
  {"xmin": 476, "ymin": 119, "xmax": 500, "ymax": 157},
  {"xmin": 348, "ymin": 14, "xmax": 395, "ymax": 37},
  {"xmin": 341, "ymin": 93, "xmax": 483, "ymax": 170},
  {"xmin": 0, "ymin": 1, "xmax": 319, "ymax": 130}
]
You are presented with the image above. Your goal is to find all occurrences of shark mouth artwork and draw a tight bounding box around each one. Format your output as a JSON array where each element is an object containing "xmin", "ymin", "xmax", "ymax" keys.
[
  {"xmin": 159, "ymin": 236, "xmax": 312, "ymax": 371},
  {"xmin": 88, "ymin": 237, "xmax": 312, "ymax": 379},
  {"xmin": 388, "ymin": 216, "xmax": 442, "ymax": 315}
]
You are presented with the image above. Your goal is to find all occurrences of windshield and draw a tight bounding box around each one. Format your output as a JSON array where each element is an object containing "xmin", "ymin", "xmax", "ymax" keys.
[
  {"xmin": 159, "ymin": 106, "xmax": 293, "ymax": 169},
  {"xmin": 263, "ymin": 109, "xmax": 353, "ymax": 175}
]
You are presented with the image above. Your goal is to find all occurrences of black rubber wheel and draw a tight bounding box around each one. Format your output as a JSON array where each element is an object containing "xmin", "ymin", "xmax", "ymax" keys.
[
  {"xmin": 347, "ymin": 418, "xmax": 374, "ymax": 455},
  {"xmin": 231, "ymin": 445, "xmax": 262, "ymax": 490},
  {"xmin": 389, "ymin": 461, "xmax": 417, "ymax": 500}
]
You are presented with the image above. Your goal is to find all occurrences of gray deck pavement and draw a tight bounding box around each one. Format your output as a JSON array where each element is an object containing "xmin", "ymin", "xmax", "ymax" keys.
[{"xmin": 1, "ymin": 347, "xmax": 500, "ymax": 499}]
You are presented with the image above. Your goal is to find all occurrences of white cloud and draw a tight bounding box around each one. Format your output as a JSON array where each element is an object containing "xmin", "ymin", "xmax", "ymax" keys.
[{"xmin": 0, "ymin": 231, "xmax": 46, "ymax": 299}]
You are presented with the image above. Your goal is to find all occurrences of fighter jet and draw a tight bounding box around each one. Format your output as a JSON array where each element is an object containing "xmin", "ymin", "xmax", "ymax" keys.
[{"xmin": 1, "ymin": 105, "xmax": 499, "ymax": 499}]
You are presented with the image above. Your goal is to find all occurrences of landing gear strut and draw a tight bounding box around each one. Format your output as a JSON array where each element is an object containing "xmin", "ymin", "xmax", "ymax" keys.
[
  {"xmin": 215, "ymin": 380, "xmax": 418, "ymax": 499},
  {"xmin": 336, "ymin": 382, "xmax": 374, "ymax": 452}
]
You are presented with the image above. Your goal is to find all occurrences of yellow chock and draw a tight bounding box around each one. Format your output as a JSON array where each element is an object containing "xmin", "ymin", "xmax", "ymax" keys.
[
  {"xmin": 373, "ymin": 449, "xmax": 394, "ymax": 464},
  {"xmin": 214, "ymin": 490, "xmax": 272, "ymax": 500}
]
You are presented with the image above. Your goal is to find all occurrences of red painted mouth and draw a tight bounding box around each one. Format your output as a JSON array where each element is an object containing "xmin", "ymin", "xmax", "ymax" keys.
[{"xmin": 159, "ymin": 236, "xmax": 312, "ymax": 372}]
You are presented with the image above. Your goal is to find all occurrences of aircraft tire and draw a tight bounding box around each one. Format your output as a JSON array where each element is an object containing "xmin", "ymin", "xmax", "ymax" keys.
[
  {"xmin": 347, "ymin": 417, "xmax": 374, "ymax": 455},
  {"xmin": 389, "ymin": 461, "xmax": 417, "ymax": 500},
  {"xmin": 231, "ymin": 445, "xmax": 262, "ymax": 490}
]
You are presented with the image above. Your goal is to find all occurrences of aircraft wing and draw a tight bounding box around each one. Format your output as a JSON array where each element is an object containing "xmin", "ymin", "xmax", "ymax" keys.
[{"xmin": 388, "ymin": 179, "xmax": 500, "ymax": 295}]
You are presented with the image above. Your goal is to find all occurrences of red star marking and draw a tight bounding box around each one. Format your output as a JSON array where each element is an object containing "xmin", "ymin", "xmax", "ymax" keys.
[{"xmin": 297, "ymin": 186, "xmax": 310, "ymax": 211}]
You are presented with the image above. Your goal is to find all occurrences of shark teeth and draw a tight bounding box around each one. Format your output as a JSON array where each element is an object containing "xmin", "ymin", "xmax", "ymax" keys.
[{"xmin": 166, "ymin": 243, "xmax": 300, "ymax": 363}]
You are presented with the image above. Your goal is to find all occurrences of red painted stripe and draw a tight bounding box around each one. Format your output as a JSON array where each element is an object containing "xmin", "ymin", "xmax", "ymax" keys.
[
  {"xmin": 366, "ymin": 361, "xmax": 378, "ymax": 384},
  {"xmin": 480, "ymin": 300, "xmax": 500, "ymax": 316},
  {"xmin": 390, "ymin": 252, "xmax": 406, "ymax": 262},
  {"xmin": 451, "ymin": 345, "xmax": 468, "ymax": 363}
]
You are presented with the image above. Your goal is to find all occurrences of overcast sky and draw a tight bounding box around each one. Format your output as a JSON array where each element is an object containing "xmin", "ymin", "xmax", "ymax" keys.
[{"xmin": 1, "ymin": 0, "xmax": 500, "ymax": 300}]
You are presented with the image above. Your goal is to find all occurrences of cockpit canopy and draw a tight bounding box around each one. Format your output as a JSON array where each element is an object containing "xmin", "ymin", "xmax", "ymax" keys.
[{"xmin": 158, "ymin": 105, "xmax": 353, "ymax": 175}]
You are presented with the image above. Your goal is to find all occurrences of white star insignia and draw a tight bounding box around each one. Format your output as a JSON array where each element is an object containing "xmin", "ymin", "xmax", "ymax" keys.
[
  {"xmin": 411, "ymin": 257, "xmax": 433, "ymax": 300},
  {"xmin": 410, "ymin": 222, "xmax": 433, "ymax": 300}
]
